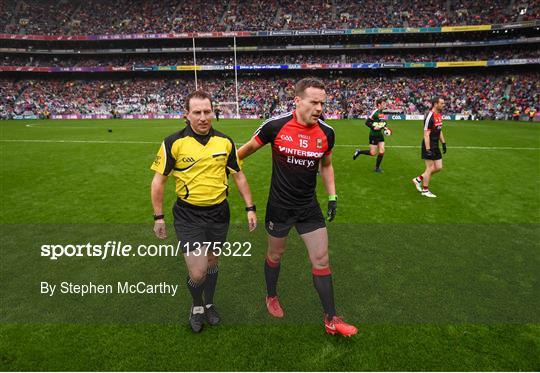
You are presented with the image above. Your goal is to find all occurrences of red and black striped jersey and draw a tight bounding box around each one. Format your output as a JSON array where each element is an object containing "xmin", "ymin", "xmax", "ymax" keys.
[
  {"xmin": 253, "ymin": 111, "xmax": 335, "ymax": 208},
  {"xmin": 423, "ymin": 110, "xmax": 443, "ymax": 143}
]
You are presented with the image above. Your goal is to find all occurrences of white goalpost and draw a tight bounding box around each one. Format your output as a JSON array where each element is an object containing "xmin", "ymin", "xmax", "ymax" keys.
[
  {"xmin": 191, "ymin": 36, "xmax": 241, "ymax": 118},
  {"xmin": 214, "ymin": 101, "xmax": 240, "ymax": 119}
]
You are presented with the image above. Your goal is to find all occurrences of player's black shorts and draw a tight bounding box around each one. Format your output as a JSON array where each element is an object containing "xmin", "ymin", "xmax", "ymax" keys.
[
  {"xmin": 421, "ymin": 141, "xmax": 442, "ymax": 160},
  {"xmin": 265, "ymin": 202, "xmax": 326, "ymax": 238},
  {"xmin": 172, "ymin": 199, "xmax": 230, "ymax": 254},
  {"xmin": 369, "ymin": 134, "xmax": 385, "ymax": 145}
]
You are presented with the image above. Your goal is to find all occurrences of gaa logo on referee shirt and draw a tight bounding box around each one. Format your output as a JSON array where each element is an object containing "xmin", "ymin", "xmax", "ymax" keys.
[{"xmin": 280, "ymin": 134, "xmax": 293, "ymax": 142}]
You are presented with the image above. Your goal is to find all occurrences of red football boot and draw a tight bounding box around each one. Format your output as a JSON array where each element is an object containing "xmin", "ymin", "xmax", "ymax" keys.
[
  {"xmin": 324, "ymin": 315, "xmax": 358, "ymax": 337},
  {"xmin": 265, "ymin": 296, "xmax": 284, "ymax": 318}
]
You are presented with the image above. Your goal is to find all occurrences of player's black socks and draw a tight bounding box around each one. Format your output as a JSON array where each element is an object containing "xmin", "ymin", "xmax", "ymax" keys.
[
  {"xmin": 265, "ymin": 256, "xmax": 281, "ymax": 297},
  {"xmin": 376, "ymin": 153, "xmax": 384, "ymax": 168},
  {"xmin": 359, "ymin": 150, "xmax": 371, "ymax": 155},
  {"xmin": 312, "ymin": 267, "xmax": 336, "ymax": 318},
  {"xmin": 204, "ymin": 265, "xmax": 219, "ymax": 305},
  {"xmin": 187, "ymin": 276, "xmax": 205, "ymax": 307}
]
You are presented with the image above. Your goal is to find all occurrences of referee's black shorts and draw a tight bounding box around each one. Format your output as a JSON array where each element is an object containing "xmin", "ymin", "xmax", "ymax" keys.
[
  {"xmin": 265, "ymin": 201, "xmax": 326, "ymax": 238},
  {"xmin": 421, "ymin": 141, "xmax": 442, "ymax": 160},
  {"xmin": 369, "ymin": 134, "xmax": 385, "ymax": 145},
  {"xmin": 172, "ymin": 199, "xmax": 230, "ymax": 254}
]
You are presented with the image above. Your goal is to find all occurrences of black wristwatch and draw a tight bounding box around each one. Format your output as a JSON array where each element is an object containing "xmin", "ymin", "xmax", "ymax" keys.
[
  {"xmin": 153, "ymin": 214, "xmax": 165, "ymax": 221},
  {"xmin": 245, "ymin": 205, "xmax": 256, "ymax": 212}
]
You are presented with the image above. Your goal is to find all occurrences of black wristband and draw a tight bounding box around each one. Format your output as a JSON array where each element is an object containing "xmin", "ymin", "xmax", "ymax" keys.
[
  {"xmin": 245, "ymin": 205, "xmax": 256, "ymax": 212},
  {"xmin": 153, "ymin": 214, "xmax": 164, "ymax": 221}
]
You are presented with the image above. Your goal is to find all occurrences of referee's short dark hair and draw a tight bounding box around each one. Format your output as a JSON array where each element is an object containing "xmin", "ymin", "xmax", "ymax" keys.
[
  {"xmin": 431, "ymin": 96, "xmax": 444, "ymax": 107},
  {"xmin": 186, "ymin": 90, "xmax": 213, "ymax": 112},
  {"xmin": 376, "ymin": 98, "xmax": 386, "ymax": 106},
  {"xmin": 295, "ymin": 77, "xmax": 326, "ymax": 97}
]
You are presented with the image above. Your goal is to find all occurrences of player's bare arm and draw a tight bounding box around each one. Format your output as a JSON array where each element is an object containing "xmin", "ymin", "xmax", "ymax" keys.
[
  {"xmin": 150, "ymin": 172, "xmax": 168, "ymax": 239},
  {"xmin": 237, "ymin": 137, "xmax": 264, "ymax": 160},
  {"xmin": 320, "ymin": 154, "xmax": 337, "ymax": 222},
  {"xmin": 231, "ymin": 170, "xmax": 257, "ymax": 231},
  {"xmin": 424, "ymin": 129, "xmax": 431, "ymax": 150},
  {"xmin": 440, "ymin": 130, "xmax": 447, "ymax": 154},
  {"xmin": 320, "ymin": 154, "xmax": 336, "ymax": 196}
]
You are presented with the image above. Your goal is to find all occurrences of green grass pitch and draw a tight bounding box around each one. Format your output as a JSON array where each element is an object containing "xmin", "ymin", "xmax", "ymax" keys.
[{"xmin": 1, "ymin": 119, "xmax": 539, "ymax": 370}]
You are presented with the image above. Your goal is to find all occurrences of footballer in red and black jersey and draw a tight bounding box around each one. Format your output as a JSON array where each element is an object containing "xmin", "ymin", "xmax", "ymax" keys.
[
  {"xmin": 237, "ymin": 78, "xmax": 358, "ymax": 337},
  {"xmin": 413, "ymin": 97, "xmax": 447, "ymax": 197},
  {"xmin": 423, "ymin": 110, "xmax": 443, "ymax": 144},
  {"xmin": 421, "ymin": 109, "xmax": 444, "ymax": 160},
  {"xmin": 253, "ymin": 111, "xmax": 335, "ymax": 208}
]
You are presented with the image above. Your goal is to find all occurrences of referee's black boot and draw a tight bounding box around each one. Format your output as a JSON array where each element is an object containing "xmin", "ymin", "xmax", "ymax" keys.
[
  {"xmin": 189, "ymin": 306, "xmax": 205, "ymax": 333},
  {"xmin": 205, "ymin": 304, "xmax": 221, "ymax": 326}
]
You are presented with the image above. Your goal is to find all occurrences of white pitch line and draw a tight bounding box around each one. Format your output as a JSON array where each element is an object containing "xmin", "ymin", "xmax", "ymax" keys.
[
  {"xmin": 369, "ymin": 145, "xmax": 540, "ymax": 150},
  {"xmin": 1, "ymin": 139, "xmax": 539, "ymax": 151},
  {"xmin": 24, "ymin": 124, "xmax": 253, "ymax": 129},
  {"xmin": 0, "ymin": 139, "xmax": 158, "ymax": 144}
]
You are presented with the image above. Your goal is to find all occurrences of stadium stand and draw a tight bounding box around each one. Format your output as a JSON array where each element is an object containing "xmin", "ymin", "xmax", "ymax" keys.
[
  {"xmin": 1, "ymin": 72, "xmax": 537, "ymax": 119},
  {"xmin": 0, "ymin": 0, "xmax": 538, "ymax": 121},
  {"xmin": 1, "ymin": 0, "xmax": 538, "ymax": 34},
  {"xmin": 1, "ymin": 47, "xmax": 539, "ymax": 67}
]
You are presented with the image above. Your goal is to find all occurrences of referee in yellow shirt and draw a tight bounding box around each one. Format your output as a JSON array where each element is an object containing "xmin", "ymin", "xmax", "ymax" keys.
[{"xmin": 150, "ymin": 90, "xmax": 257, "ymax": 333}]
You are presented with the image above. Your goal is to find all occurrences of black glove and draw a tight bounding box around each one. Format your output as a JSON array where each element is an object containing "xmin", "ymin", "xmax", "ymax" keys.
[
  {"xmin": 327, "ymin": 199, "xmax": 337, "ymax": 222},
  {"xmin": 442, "ymin": 142, "xmax": 447, "ymax": 154},
  {"xmin": 425, "ymin": 149, "xmax": 434, "ymax": 159}
]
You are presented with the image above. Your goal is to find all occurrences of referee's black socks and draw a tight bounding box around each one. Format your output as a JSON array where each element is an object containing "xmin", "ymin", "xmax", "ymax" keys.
[
  {"xmin": 358, "ymin": 150, "xmax": 371, "ymax": 156},
  {"xmin": 376, "ymin": 152, "xmax": 384, "ymax": 168},
  {"xmin": 312, "ymin": 267, "xmax": 336, "ymax": 319},
  {"xmin": 187, "ymin": 276, "xmax": 206, "ymax": 307},
  {"xmin": 204, "ymin": 264, "xmax": 219, "ymax": 305},
  {"xmin": 265, "ymin": 256, "xmax": 281, "ymax": 297}
]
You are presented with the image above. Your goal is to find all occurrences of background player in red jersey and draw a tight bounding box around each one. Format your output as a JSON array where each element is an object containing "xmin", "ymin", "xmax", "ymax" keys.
[
  {"xmin": 238, "ymin": 78, "xmax": 357, "ymax": 337},
  {"xmin": 412, "ymin": 97, "xmax": 447, "ymax": 198}
]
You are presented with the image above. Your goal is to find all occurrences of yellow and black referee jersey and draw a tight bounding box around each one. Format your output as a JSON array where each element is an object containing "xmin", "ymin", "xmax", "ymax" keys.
[{"xmin": 151, "ymin": 125, "xmax": 241, "ymax": 207}]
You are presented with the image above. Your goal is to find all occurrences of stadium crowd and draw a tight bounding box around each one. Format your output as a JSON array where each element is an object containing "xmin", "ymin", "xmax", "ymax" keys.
[
  {"xmin": 1, "ymin": 0, "xmax": 538, "ymax": 35},
  {"xmin": 2, "ymin": 47, "xmax": 538, "ymax": 67},
  {"xmin": 1, "ymin": 72, "xmax": 537, "ymax": 120}
]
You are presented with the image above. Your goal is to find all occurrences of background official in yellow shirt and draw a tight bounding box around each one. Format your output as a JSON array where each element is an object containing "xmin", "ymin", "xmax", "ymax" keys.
[{"xmin": 150, "ymin": 90, "xmax": 257, "ymax": 333}]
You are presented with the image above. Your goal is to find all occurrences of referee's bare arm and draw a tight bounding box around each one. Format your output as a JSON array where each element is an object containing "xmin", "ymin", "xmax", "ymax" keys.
[
  {"xmin": 237, "ymin": 138, "xmax": 264, "ymax": 160},
  {"xmin": 151, "ymin": 172, "xmax": 168, "ymax": 239},
  {"xmin": 232, "ymin": 171, "xmax": 257, "ymax": 231}
]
